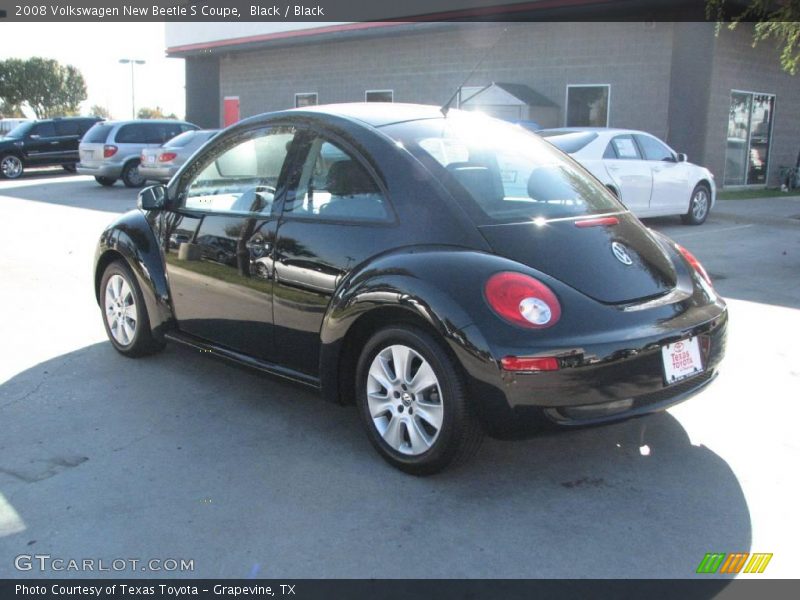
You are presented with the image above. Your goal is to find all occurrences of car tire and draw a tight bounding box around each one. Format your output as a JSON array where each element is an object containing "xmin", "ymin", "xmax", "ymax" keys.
[
  {"xmin": 356, "ymin": 325, "xmax": 483, "ymax": 475},
  {"xmin": 681, "ymin": 183, "xmax": 711, "ymax": 225},
  {"xmin": 100, "ymin": 260, "xmax": 164, "ymax": 357},
  {"xmin": 0, "ymin": 154, "xmax": 24, "ymax": 179},
  {"xmin": 121, "ymin": 160, "xmax": 146, "ymax": 188},
  {"xmin": 95, "ymin": 176, "xmax": 116, "ymax": 187},
  {"xmin": 62, "ymin": 163, "xmax": 77, "ymax": 173}
]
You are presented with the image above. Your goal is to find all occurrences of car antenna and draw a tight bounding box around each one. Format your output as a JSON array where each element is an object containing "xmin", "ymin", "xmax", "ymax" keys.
[{"xmin": 440, "ymin": 27, "xmax": 508, "ymax": 117}]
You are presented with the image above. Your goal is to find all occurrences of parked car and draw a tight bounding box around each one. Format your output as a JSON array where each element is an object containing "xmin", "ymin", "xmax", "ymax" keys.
[
  {"xmin": 538, "ymin": 128, "xmax": 716, "ymax": 225},
  {"xmin": 0, "ymin": 117, "xmax": 101, "ymax": 179},
  {"xmin": 139, "ymin": 129, "xmax": 219, "ymax": 183},
  {"xmin": 93, "ymin": 104, "xmax": 727, "ymax": 474},
  {"xmin": 77, "ymin": 119, "xmax": 198, "ymax": 187},
  {"xmin": 0, "ymin": 118, "xmax": 32, "ymax": 137}
]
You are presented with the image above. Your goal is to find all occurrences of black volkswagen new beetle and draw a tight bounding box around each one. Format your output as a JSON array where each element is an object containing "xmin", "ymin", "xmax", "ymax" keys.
[{"xmin": 94, "ymin": 104, "xmax": 727, "ymax": 474}]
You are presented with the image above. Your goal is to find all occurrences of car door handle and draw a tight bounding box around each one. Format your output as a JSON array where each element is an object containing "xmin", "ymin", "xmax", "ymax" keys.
[{"xmin": 50, "ymin": 141, "xmax": 59, "ymax": 145}]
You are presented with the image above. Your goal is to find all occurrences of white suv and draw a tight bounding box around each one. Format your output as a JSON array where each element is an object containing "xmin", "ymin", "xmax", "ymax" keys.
[{"xmin": 78, "ymin": 120, "xmax": 197, "ymax": 187}]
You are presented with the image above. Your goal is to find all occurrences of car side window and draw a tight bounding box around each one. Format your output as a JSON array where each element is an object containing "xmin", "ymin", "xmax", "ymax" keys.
[
  {"xmin": 156, "ymin": 123, "xmax": 184, "ymax": 144},
  {"xmin": 54, "ymin": 121, "xmax": 80, "ymax": 136},
  {"xmin": 30, "ymin": 122, "xmax": 56, "ymax": 138},
  {"xmin": 605, "ymin": 135, "xmax": 641, "ymax": 160},
  {"xmin": 183, "ymin": 126, "xmax": 296, "ymax": 215},
  {"xmin": 116, "ymin": 124, "xmax": 147, "ymax": 143},
  {"xmin": 635, "ymin": 134, "xmax": 674, "ymax": 161},
  {"xmin": 284, "ymin": 137, "xmax": 388, "ymax": 222}
]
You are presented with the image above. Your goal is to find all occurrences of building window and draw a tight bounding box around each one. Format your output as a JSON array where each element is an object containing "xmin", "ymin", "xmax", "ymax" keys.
[
  {"xmin": 724, "ymin": 90, "xmax": 775, "ymax": 186},
  {"xmin": 295, "ymin": 93, "xmax": 318, "ymax": 108},
  {"xmin": 565, "ymin": 85, "xmax": 610, "ymax": 127},
  {"xmin": 365, "ymin": 90, "xmax": 393, "ymax": 103}
]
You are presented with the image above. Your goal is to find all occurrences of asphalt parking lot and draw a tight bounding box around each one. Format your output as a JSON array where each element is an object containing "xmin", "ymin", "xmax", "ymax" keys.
[{"xmin": 1, "ymin": 169, "xmax": 798, "ymax": 579}]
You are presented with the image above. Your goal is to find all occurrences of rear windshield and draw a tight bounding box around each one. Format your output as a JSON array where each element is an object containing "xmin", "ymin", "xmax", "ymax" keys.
[
  {"xmin": 84, "ymin": 124, "xmax": 113, "ymax": 143},
  {"xmin": 164, "ymin": 130, "xmax": 214, "ymax": 148},
  {"xmin": 538, "ymin": 130, "xmax": 599, "ymax": 154},
  {"xmin": 382, "ymin": 114, "xmax": 622, "ymax": 224}
]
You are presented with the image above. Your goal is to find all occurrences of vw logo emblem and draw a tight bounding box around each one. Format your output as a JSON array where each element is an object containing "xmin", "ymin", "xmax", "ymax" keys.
[{"xmin": 611, "ymin": 241, "xmax": 633, "ymax": 265}]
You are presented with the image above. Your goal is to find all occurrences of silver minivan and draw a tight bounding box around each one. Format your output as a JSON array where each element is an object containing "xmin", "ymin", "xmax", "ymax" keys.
[{"xmin": 77, "ymin": 119, "xmax": 197, "ymax": 187}]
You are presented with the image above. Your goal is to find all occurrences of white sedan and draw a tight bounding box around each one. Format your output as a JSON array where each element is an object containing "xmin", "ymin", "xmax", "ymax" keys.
[{"xmin": 538, "ymin": 128, "xmax": 715, "ymax": 225}]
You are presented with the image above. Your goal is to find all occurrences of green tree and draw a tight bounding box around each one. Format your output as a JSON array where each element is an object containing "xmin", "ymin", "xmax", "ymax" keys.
[
  {"xmin": 137, "ymin": 106, "xmax": 177, "ymax": 120},
  {"xmin": 90, "ymin": 104, "xmax": 111, "ymax": 119},
  {"xmin": 707, "ymin": 0, "xmax": 800, "ymax": 75},
  {"xmin": 0, "ymin": 58, "xmax": 26, "ymax": 114},
  {"xmin": 0, "ymin": 57, "xmax": 87, "ymax": 118}
]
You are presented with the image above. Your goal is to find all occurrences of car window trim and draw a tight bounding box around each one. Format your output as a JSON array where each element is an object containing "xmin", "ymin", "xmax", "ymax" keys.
[
  {"xmin": 175, "ymin": 123, "xmax": 298, "ymax": 219},
  {"xmin": 275, "ymin": 123, "xmax": 398, "ymax": 227}
]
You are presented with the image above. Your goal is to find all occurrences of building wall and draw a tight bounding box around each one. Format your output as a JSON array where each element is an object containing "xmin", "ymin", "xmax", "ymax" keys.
[
  {"xmin": 705, "ymin": 24, "xmax": 800, "ymax": 187},
  {"xmin": 217, "ymin": 22, "xmax": 675, "ymax": 137}
]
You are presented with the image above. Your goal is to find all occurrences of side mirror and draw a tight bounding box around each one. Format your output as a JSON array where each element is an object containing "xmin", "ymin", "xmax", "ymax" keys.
[
  {"xmin": 138, "ymin": 184, "xmax": 167, "ymax": 211},
  {"xmin": 28, "ymin": 134, "xmax": 40, "ymax": 140},
  {"xmin": 676, "ymin": 153, "xmax": 688, "ymax": 163}
]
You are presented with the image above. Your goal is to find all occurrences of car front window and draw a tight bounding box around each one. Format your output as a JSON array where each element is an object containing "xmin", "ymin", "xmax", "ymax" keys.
[
  {"xmin": 384, "ymin": 113, "xmax": 623, "ymax": 224},
  {"xmin": 5, "ymin": 122, "xmax": 32, "ymax": 139},
  {"xmin": 183, "ymin": 126, "xmax": 296, "ymax": 215}
]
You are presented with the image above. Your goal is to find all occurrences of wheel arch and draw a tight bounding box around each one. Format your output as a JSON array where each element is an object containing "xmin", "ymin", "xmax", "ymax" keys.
[
  {"xmin": 327, "ymin": 304, "xmax": 453, "ymax": 406},
  {"xmin": 316, "ymin": 248, "xmax": 505, "ymax": 406},
  {"xmin": 93, "ymin": 211, "xmax": 175, "ymax": 339}
]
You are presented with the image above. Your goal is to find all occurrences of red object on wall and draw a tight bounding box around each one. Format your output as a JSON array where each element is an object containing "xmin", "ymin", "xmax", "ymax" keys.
[{"xmin": 223, "ymin": 96, "xmax": 240, "ymax": 127}]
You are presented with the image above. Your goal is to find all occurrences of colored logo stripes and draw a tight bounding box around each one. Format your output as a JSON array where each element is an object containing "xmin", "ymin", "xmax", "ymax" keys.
[{"xmin": 696, "ymin": 552, "xmax": 773, "ymax": 574}]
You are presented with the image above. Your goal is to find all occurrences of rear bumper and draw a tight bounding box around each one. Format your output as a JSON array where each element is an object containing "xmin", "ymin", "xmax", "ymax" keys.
[
  {"xmin": 459, "ymin": 303, "xmax": 728, "ymax": 433},
  {"xmin": 77, "ymin": 163, "xmax": 123, "ymax": 178},
  {"xmin": 138, "ymin": 165, "xmax": 176, "ymax": 182}
]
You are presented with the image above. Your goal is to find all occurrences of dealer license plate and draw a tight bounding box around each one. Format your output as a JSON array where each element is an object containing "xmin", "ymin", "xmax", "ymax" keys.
[{"xmin": 661, "ymin": 337, "xmax": 704, "ymax": 385}]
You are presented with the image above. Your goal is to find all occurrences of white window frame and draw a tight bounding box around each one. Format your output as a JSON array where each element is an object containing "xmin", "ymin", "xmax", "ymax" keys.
[
  {"xmin": 365, "ymin": 89, "xmax": 394, "ymax": 103},
  {"xmin": 564, "ymin": 84, "xmax": 611, "ymax": 127},
  {"xmin": 294, "ymin": 92, "xmax": 318, "ymax": 108}
]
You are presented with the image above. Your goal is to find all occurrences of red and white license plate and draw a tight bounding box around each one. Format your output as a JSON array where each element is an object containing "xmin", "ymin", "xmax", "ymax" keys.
[{"xmin": 661, "ymin": 337, "xmax": 704, "ymax": 385}]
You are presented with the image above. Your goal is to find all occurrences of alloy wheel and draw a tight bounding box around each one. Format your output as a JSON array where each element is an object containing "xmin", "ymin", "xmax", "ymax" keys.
[
  {"xmin": 104, "ymin": 274, "xmax": 138, "ymax": 346},
  {"xmin": 1, "ymin": 155, "xmax": 23, "ymax": 179},
  {"xmin": 366, "ymin": 344, "xmax": 444, "ymax": 456},
  {"xmin": 692, "ymin": 189, "xmax": 709, "ymax": 221}
]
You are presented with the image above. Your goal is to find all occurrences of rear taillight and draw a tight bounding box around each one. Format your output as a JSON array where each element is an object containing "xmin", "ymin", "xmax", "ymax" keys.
[
  {"xmin": 484, "ymin": 272, "xmax": 561, "ymax": 329},
  {"xmin": 103, "ymin": 145, "xmax": 117, "ymax": 158},
  {"xmin": 159, "ymin": 152, "xmax": 177, "ymax": 162},
  {"xmin": 675, "ymin": 244, "xmax": 712, "ymax": 285}
]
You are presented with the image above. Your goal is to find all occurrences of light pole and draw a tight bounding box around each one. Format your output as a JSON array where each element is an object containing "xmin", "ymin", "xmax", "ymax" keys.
[{"xmin": 119, "ymin": 59, "xmax": 145, "ymax": 119}]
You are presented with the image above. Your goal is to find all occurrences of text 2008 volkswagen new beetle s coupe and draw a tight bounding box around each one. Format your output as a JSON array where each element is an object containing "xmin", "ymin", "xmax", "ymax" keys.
[{"xmin": 93, "ymin": 104, "xmax": 727, "ymax": 474}]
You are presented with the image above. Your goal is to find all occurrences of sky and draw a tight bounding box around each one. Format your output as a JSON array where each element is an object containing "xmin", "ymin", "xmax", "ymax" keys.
[{"xmin": 0, "ymin": 23, "xmax": 186, "ymax": 119}]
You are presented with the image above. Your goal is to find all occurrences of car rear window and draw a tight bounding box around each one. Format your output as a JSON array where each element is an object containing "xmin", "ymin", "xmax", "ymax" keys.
[
  {"xmin": 84, "ymin": 124, "xmax": 113, "ymax": 143},
  {"xmin": 383, "ymin": 114, "xmax": 623, "ymax": 224},
  {"xmin": 164, "ymin": 130, "xmax": 211, "ymax": 148},
  {"xmin": 538, "ymin": 131, "xmax": 598, "ymax": 154}
]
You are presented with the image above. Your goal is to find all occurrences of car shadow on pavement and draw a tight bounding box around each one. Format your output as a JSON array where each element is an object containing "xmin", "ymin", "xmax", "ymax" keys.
[
  {"xmin": 0, "ymin": 341, "xmax": 749, "ymax": 583},
  {"xmin": 0, "ymin": 175, "xmax": 137, "ymax": 214}
]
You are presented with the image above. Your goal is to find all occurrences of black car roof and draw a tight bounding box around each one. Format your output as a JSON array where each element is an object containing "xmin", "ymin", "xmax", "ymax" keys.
[{"xmin": 294, "ymin": 103, "xmax": 445, "ymax": 128}]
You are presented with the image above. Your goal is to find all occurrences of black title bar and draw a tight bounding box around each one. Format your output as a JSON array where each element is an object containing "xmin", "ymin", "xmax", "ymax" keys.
[{"xmin": 0, "ymin": 0, "xmax": 719, "ymax": 23}]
